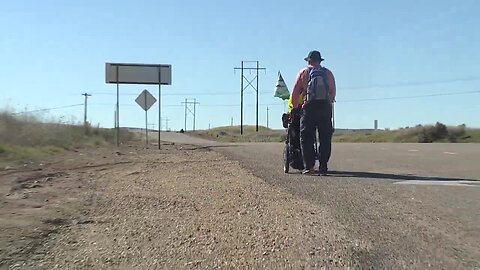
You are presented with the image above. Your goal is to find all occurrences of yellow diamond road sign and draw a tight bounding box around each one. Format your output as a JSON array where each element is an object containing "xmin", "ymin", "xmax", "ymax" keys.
[{"xmin": 135, "ymin": 89, "xmax": 157, "ymax": 111}]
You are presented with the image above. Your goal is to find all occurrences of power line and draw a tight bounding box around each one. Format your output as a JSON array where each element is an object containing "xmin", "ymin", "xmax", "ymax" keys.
[
  {"xmin": 199, "ymin": 90, "xmax": 480, "ymax": 106},
  {"xmin": 89, "ymin": 76, "xmax": 480, "ymax": 97},
  {"xmin": 338, "ymin": 90, "xmax": 480, "ymax": 103},
  {"xmin": 202, "ymin": 91, "xmax": 480, "ymax": 106},
  {"xmin": 90, "ymin": 103, "xmax": 183, "ymax": 108},
  {"xmin": 88, "ymin": 90, "xmax": 480, "ymax": 108},
  {"xmin": 90, "ymin": 91, "xmax": 272, "ymax": 96},
  {"xmin": 341, "ymin": 77, "xmax": 480, "ymax": 90},
  {"xmin": 11, "ymin": 104, "xmax": 84, "ymax": 115}
]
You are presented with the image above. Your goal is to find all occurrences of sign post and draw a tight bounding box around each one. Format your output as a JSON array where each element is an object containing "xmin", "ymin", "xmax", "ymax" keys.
[
  {"xmin": 135, "ymin": 89, "xmax": 157, "ymax": 145},
  {"xmin": 106, "ymin": 63, "xmax": 171, "ymax": 148}
]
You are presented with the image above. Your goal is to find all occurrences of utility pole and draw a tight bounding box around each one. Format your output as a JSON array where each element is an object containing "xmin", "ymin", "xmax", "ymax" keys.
[
  {"xmin": 82, "ymin": 93, "xmax": 92, "ymax": 125},
  {"xmin": 231, "ymin": 117, "xmax": 233, "ymax": 126},
  {"xmin": 181, "ymin": 99, "xmax": 200, "ymax": 132},
  {"xmin": 183, "ymin": 98, "xmax": 187, "ymax": 131},
  {"xmin": 234, "ymin": 61, "xmax": 266, "ymax": 134},
  {"xmin": 193, "ymin": 98, "xmax": 197, "ymax": 132},
  {"xmin": 266, "ymin": 106, "xmax": 269, "ymax": 129}
]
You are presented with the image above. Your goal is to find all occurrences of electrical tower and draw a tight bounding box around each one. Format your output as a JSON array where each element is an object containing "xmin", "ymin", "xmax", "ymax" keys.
[
  {"xmin": 234, "ymin": 61, "xmax": 266, "ymax": 135},
  {"xmin": 161, "ymin": 117, "xmax": 170, "ymax": 131},
  {"xmin": 182, "ymin": 98, "xmax": 199, "ymax": 132}
]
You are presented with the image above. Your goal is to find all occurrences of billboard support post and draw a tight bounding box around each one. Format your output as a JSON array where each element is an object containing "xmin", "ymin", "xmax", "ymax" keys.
[
  {"xmin": 116, "ymin": 65, "xmax": 120, "ymax": 146},
  {"xmin": 158, "ymin": 68, "xmax": 162, "ymax": 149}
]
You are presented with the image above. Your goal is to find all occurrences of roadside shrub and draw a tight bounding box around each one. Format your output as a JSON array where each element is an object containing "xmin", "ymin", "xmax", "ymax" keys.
[
  {"xmin": 417, "ymin": 122, "xmax": 448, "ymax": 142},
  {"xmin": 448, "ymin": 124, "xmax": 467, "ymax": 142},
  {"xmin": 432, "ymin": 122, "xmax": 448, "ymax": 140},
  {"xmin": 418, "ymin": 128, "xmax": 433, "ymax": 143}
]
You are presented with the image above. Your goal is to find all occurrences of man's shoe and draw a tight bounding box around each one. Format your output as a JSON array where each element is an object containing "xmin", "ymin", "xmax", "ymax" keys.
[
  {"xmin": 319, "ymin": 164, "xmax": 328, "ymax": 175},
  {"xmin": 302, "ymin": 167, "xmax": 317, "ymax": 175}
]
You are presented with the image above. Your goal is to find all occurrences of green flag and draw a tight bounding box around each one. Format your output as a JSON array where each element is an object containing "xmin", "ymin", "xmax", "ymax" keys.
[{"xmin": 274, "ymin": 71, "xmax": 290, "ymax": 100}]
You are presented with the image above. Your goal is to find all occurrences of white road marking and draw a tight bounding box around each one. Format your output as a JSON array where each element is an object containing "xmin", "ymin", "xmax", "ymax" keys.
[
  {"xmin": 408, "ymin": 149, "xmax": 419, "ymax": 152},
  {"xmin": 443, "ymin": 152, "xmax": 458, "ymax": 155},
  {"xmin": 395, "ymin": 180, "xmax": 479, "ymax": 187}
]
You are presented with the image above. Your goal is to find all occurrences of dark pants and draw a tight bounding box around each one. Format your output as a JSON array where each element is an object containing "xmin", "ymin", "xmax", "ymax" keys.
[{"xmin": 300, "ymin": 101, "xmax": 333, "ymax": 169}]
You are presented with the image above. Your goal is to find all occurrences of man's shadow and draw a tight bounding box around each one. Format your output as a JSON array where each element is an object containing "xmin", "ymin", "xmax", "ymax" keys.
[{"xmin": 326, "ymin": 171, "xmax": 479, "ymax": 182}]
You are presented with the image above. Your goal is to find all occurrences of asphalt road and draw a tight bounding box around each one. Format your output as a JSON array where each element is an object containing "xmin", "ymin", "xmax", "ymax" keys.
[
  {"xmin": 160, "ymin": 132, "xmax": 480, "ymax": 268},
  {"xmin": 160, "ymin": 132, "xmax": 480, "ymax": 182}
]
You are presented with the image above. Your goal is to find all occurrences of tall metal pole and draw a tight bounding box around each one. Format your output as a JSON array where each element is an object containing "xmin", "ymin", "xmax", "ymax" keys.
[
  {"xmin": 116, "ymin": 65, "xmax": 120, "ymax": 147},
  {"xmin": 256, "ymin": 61, "xmax": 259, "ymax": 132},
  {"xmin": 240, "ymin": 61, "xmax": 244, "ymax": 135},
  {"xmin": 193, "ymin": 98, "xmax": 196, "ymax": 132},
  {"xmin": 158, "ymin": 68, "xmax": 162, "ymax": 149},
  {"xmin": 145, "ymin": 92, "xmax": 148, "ymax": 145}
]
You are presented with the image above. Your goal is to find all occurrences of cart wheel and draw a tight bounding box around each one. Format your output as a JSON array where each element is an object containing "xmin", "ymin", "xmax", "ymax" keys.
[{"xmin": 283, "ymin": 144, "xmax": 290, "ymax": 173}]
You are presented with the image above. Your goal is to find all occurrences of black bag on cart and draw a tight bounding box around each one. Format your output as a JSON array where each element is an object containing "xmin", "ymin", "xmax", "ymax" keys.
[{"xmin": 282, "ymin": 109, "xmax": 305, "ymax": 172}]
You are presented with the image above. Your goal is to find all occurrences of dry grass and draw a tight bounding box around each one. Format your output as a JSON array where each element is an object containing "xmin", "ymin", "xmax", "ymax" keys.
[
  {"xmin": 194, "ymin": 123, "xmax": 480, "ymax": 144},
  {"xmin": 0, "ymin": 110, "xmax": 134, "ymax": 169},
  {"xmin": 194, "ymin": 125, "xmax": 286, "ymax": 143},
  {"xmin": 333, "ymin": 124, "xmax": 480, "ymax": 143},
  {"xmin": 0, "ymin": 112, "xmax": 115, "ymax": 147}
]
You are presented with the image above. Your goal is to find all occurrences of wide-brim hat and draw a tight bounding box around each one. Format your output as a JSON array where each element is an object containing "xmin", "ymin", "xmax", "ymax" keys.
[{"xmin": 304, "ymin": 50, "xmax": 324, "ymax": 62}]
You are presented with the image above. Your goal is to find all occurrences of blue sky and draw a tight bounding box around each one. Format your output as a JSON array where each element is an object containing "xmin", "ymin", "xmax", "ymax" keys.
[{"xmin": 1, "ymin": 0, "xmax": 479, "ymax": 130}]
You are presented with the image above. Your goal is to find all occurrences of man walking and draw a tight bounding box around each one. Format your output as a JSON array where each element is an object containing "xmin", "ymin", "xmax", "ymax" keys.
[{"xmin": 291, "ymin": 50, "xmax": 336, "ymax": 175}]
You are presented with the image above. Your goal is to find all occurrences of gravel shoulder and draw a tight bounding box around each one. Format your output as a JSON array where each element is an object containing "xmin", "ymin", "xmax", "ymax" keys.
[{"xmin": 1, "ymin": 143, "xmax": 355, "ymax": 269}]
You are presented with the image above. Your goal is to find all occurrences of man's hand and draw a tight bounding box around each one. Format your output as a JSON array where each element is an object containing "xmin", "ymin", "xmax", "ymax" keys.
[{"xmin": 291, "ymin": 107, "xmax": 303, "ymax": 115}]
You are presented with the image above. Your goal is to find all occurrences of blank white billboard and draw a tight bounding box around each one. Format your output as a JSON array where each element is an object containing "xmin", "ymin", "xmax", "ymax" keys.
[{"xmin": 105, "ymin": 63, "xmax": 172, "ymax": 85}]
